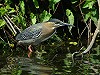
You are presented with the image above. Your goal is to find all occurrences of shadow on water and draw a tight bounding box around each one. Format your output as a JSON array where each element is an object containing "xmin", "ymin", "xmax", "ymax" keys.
[
  {"xmin": 0, "ymin": 40, "xmax": 100, "ymax": 75},
  {"xmin": 0, "ymin": 56, "xmax": 53, "ymax": 75}
]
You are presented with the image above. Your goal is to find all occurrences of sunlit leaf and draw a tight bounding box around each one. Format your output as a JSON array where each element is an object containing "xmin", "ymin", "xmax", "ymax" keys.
[
  {"xmin": 66, "ymin": 9, "xmax": 74, "ymax": 25},
  {"xmin": 84, "ymin": 12, "xmax": 91, "ymax": 22},
  {"xmin": 40, "ymin": 10, "xmax": 52, "ymax": 22},
  {"xmin": 53, "ymin": 0, "xmax": 60, "ymax": 4},
  {"xmin": 84, "ymin": 9, "xmax": 98, "ymax": 26},
  {"xmin": 83, "ymin": 0, "xmax": 96, "ymax": 9},
  {"xmin": 49, "ymin": 0, "xmax": 60, "ymax": 10},
  {"xmin": 91, "ymin": 16, "xmax": 98, "ymax": 25},
  {"xmin": 69, "ymin": 42, "xmax": 77, "ymax": 45},
  {"xmin": 20, "ymin": 1, "xmax": 25, "ymax": 15},
  {"xmin": 0, "ymin": 7, "xmax": 7, "ymax": 16},
  {"xmin": 71, "ymin": 0, "xmax": 77, "ymax": 4},
  {"xmin": 9, "ymin": 43, "xmax": 14, "ymax": 48},
  {"xmin": 8, "ymin": 9, "xmax": 15, "ymax": 13},
  {"xmin": 30, "ymin": 13, "xmax": 36, "ymax": 24},
  {"xmin": 0, "ymin": 19, "xmax": 6, "ymax": 28},
  {"xmin": 17, "ymin": 12, "xmax": 26, "ymax": 29},
  {"xmin": 33, "ymin": 0, "xmax": 39, "ymax": 8}
]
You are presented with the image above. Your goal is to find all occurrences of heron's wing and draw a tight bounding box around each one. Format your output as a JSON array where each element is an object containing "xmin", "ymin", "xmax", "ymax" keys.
[{"xmin": 16, "ymin": 23, "xmax": 43, "ymax": 41}]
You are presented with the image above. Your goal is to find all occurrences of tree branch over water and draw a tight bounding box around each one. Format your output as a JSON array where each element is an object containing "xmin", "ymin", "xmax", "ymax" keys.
[
  {"xmin": 82, "ymin": 0, "xmax": 100, "ymax": 54},
  {"xmin": 72, "ymin": 0, "xmax": 100, "ymax": 59}
]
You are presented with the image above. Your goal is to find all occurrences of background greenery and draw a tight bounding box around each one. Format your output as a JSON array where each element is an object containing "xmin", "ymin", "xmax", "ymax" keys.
[{"xmin": 0, "ymin": 0, "xmax": 100, "ymax": 75}]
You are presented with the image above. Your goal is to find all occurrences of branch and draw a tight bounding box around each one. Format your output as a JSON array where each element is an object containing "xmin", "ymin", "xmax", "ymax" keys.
[
  {"xmin": 2, "ymin": 14, "xmax": 21, "ymax": 36},
  {"xmin": 82, "ymin": 0, "xmax": 100, "ymax": 54},
  {"xmin": 72, "ymin": 0, "xmax": 100, "ymax": 60}
]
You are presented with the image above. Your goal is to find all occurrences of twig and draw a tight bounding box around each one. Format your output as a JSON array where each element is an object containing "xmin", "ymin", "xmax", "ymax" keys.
[
  {"xmin": 78, "ymin": 0, "xmax": 89, "ymax": 39},
  {"xmin": 72, "ymin": 0, "xmax": 100, "ymax": 59},
  {"xmin": 82, "ymin": 0, "xmax": 100, "ymax": 54},
  {"xmin": 2, "ymin": 14, "xmax": 21, "ymax": 36}
]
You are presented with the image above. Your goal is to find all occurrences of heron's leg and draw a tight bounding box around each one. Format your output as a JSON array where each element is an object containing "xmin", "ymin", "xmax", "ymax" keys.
[
  {"xmin": 28, "ymin": 45, "xmax": 33, "ymax": 52},
  {"xmin": 28, "ymin": 51, "xmax": 32, "ymax": 58}
]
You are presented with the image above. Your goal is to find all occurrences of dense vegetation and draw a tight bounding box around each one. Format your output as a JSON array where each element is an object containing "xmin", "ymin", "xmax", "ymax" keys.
[{"xmin": 0, "ymin": 0, "xmax": 100, "ymax": 75}]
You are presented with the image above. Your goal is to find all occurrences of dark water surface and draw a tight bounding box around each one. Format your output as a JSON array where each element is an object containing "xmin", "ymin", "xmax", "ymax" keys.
[{"xmin": 0, "ymin": 43, "xmax": 100, "ymax": 75}]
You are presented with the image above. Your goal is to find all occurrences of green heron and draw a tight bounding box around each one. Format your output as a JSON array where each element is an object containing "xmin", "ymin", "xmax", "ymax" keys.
[{"xmin": 16, "ymin": 19, "xmax": 73, "ymax": 52}]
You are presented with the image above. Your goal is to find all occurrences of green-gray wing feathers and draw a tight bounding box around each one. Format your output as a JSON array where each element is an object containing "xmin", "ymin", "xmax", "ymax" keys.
[{"xmin": 16, "ymin": 23, "xmax": 43, "ymax": 41}]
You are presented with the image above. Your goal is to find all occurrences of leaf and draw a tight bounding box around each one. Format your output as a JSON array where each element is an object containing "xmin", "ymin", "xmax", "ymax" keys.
[
  {"xmin": 83, "ymin": 0, "xmax": 96, "ymax": 9},
  {"xmin": 0, "ymin": 19, "xmax": 6, "ymax": 28},
  {"xmin": 91, "ymin": 16, "xmax": 97, "ymax": 25},
  {"xmin": 84, "ymin": 12, "xmax": 91, "ymax": 22},
  {"xmin": 17, "ymin": 12, "xmax": 26, "ymax": 29},
  {"xmin": 66, "ymin": 9, "xmax": 74, "ymax": 25},
  {"xmin": 20, "ymin": 1, "xmax": 25, "ymax": 15},
  {"xmin": 0, "ymin": 7, "xmax": 7, "ymax": 16},
  {"xmin": 66, "ymin": 9, "xmax": 74, "ymax": 33},
  {"xmin": 84, "ymin": 9, "xmax": 98, "ymax": 26},
  {"xmin": 53, "ymin": 0, "xmax": 60, "ymax": 4},
  {"xmin": 8, "ymin": 9, "xmax": 15, "ymax": 13},
  {"xmin": 40, "ymin": 10, "xmax": 52, "ymax": 22},
  {"xmin": 69, "ymin": 42, "xmax": 77, "ymax": 45},
  {"xmin": 71, "ymin": 1, "xmax": 77, "ymax": 4},
  {"xmin": 49, "ymin": 0, "xmax": 60, "ymax": 10},
  {"xmin": 33, "ymin": 0, "xmax": 39, "ymax": 8},
  {"xmin": 30, "ymin": 13, "xmax": 36, "ymax": 24}
]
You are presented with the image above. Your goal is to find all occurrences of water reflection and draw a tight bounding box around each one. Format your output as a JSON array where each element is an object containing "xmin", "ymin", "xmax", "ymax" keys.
[
  {"xmin": 0, "ymin": 57, "xmax": 53, "ymax": 75},
  {"xmin": 0, "ymin": 42, "xmax": 100, "ymax": 75}
]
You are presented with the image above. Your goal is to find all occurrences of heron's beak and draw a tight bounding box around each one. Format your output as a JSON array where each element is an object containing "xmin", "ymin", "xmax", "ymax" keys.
[{"xmin": 55, "ymin": 22, "xmax": 75, "ymax": 27}]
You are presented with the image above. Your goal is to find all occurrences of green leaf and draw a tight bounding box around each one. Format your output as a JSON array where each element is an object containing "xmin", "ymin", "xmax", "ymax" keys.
[
  {"xmin": 84, "ymin": 9, "xmax": 98, "ymax": 25},
  {"xmin": 0, "ymin": 7, "xmax": 7, "ymax": 16},
  {"xmin": 20, "ymin": 1, "xmax": 25, "ymax": 15},
  {"xmin": 71, "ymin": 0, "xmax": 77, "ymax": 4},
  {"xmin": 69, "ymin": 42, "xmax": 77, "ymax": 45},
  {"xmin": 8, "ymin": 9, "xmax": 15, "ymax": 13},
  {"xmin": 40, "ymin": 10, "xmax": 52, "ymax": 22},
  {"xmin": 16, "ymin": 12, "xmax": 26, "ymax": 29},
  {"xmin": 84, "ymin": 12, "xmax": 91, "ymax": 22},
  {"xmin": 0, "ymin": 19, "xmax": 6, "ymax": 28},
  {"xmin": 91, "ymin": 16, "xmax": 97, "ymax": 25},
  {"xmin": 49, "ymin": 0, "xmax": 60, "ymax": 10},
  {"xmin": 83, "ymin": 0, "xmax": 96, "ymax": 9},
  {"xmin": 30, "ymin": 13, "xmax": 36, "ymax": 24},
  {"xmin": 33, "ymin": 0, "xmax": 39, "ymax": 8},
  {"xmin": 66, "ymin": 9, "xmax": 74, "ymax": 25},
  {"xmin": 53, "ymin": 0, "xmax": 60, "ymax": 4}
]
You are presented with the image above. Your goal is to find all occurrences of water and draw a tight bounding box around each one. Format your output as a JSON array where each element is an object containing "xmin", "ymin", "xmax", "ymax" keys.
[{"xmin": 0, "ymin": 42, "xmax": 100, "ymax": 75}]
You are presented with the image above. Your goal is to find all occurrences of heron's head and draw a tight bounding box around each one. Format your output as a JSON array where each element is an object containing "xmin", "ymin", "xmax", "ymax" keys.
[{"xmin": 48, "ymin": 19, "xmax": 74, "ymax": 28}]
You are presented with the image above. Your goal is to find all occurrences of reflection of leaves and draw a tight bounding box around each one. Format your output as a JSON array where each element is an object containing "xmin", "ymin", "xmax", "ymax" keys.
[
  {"xmin": 39, "ymin": 10, "xmax": 52, "ymax": 22},
  {"xmin": 33, "ymin": 0, "xmax": 39, "ymax": 8},
  {"xmin": 30, "ymin": 13, "xmax": 36, "ymax": 24}
]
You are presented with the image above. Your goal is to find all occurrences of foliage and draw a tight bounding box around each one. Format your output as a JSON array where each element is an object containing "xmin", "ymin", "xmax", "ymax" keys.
[
  {"xmin": 39, "ymin": 10, "xmax": 52, "ymax": 22},
  {"xmin": 0, "ymin": 0, "xmax": 100, "ymax": 74},
  {"xmin": 82, "ymin": 0, "xmax": 98, "ymax": 25},
  {"xmin": 49, "ymin": 0, "xmax": 61, "ymax": 10},
  {"xmin": 30, "ymin": 13, "xmax": 36, "ymax": 24}
]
